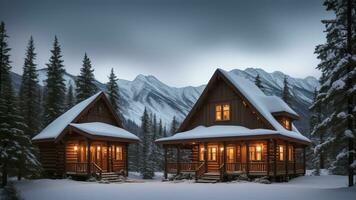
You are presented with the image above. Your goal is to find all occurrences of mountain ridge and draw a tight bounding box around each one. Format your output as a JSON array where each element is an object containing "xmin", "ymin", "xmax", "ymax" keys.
[{"xmin": 10, "ymin": 67, "xmax": 319, "ymax": 135}]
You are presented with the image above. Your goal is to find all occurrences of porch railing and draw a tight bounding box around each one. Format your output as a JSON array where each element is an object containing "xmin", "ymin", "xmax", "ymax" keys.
[
  {"xmin": 167, "ymin": 162, "xmax": 201, "ymax": 173},
  {"xmin": 66, "ymin": 162, "xmax": 102, "ymax": 178},
  {"xmin": 195, "ymin": 162, "xmax": 206, "ymax": 180}
]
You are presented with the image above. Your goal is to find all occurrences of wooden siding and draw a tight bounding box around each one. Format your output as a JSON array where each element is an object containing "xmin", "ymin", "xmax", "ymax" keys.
[
  {"xmin": 76, "ymin": 99, "xmax": 118, "ymax": 126},
  {"xmin": 184, "ymin": 78, "xmax": 269, "ymax": 131},
  {"xmin": 38, "ymin": 142, "xmax": 65, "ymax": 176}
]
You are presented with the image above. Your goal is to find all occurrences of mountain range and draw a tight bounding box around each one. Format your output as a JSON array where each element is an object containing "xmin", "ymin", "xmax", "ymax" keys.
[{"xmin": 10, "ymin": 67, "xmax": 319, "ymax": 135}]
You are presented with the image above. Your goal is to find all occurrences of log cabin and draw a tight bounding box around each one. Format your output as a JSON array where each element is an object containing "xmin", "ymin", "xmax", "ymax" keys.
[
  {"xmin": 32, "ymin": 92, "xmax": 139, "ymax": 180},
  {"xmin": 156, "ymin": 69, "xmax": 311, "ymax": 182}
]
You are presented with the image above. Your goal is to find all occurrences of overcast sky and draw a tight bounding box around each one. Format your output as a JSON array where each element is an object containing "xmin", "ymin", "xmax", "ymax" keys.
[{"xmin": 1, "ymin": 0, "xmax": 331, "ymax": 87}]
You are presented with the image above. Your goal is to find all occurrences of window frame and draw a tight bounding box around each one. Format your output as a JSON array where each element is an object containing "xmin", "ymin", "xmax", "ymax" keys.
[
  {"xmin": 115, "ymin": 146, "xmax": 123, "ymax": 161},
  {"xmin": 208, "ymin": 146, "xmax": 217, "ymax": 161},
  {"xmin": 215, "ymin": 103, "xmax": 231, "ymax": 121},
  {"xmin": 279, "ymin": 145, "xmax": 284, "ymax": 161}
]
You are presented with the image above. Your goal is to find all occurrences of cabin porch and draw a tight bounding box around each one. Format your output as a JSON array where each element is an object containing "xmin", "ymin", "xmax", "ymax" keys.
[{"xmin": 162, "ymin": 139, "xmax": 306, "ymax": 181}]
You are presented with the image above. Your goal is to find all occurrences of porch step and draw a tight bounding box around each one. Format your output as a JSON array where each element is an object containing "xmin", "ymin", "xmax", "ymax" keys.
[
  {"xmin": 196, "ymin": 173, "xmax": 221, "ymax": 183},
  {"xmin": 100, "ymin": 172, "xmax": 124, "ymax": 183}
]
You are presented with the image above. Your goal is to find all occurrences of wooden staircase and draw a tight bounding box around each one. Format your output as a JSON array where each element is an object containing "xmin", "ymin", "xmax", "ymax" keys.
[
  {"xmin": 196, "ymin": 172, "xmax": 221, "ymax": 183},
  {"xmin": 100, "ymin": 172, "xmax": 124, "ymax": 183}
]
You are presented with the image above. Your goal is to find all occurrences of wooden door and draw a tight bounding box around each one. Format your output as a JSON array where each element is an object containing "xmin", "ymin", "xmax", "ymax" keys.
[{"xmin": 207, "ymin": 145, "xmax": 219, "ymax": 172}]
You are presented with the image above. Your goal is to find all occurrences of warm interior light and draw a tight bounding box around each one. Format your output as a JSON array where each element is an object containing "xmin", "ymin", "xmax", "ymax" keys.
[
  {"xmin": 74, "ymin": 145, "xmax": 78, "ymax": 151},
  {"xmin": 220, "ymin": 147, "xmax": 224, "ymax": 151},
  {"xmin": 97, "ymin": 146, "xmax": 101, "ymax": 150},
  {"xmin": 256, "ymin": 145, "xmax": 262, "ymax": 152}
]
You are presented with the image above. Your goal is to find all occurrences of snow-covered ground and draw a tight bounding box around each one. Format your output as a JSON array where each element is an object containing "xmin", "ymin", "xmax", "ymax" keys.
[{"xmin": 13, "ymin": 174, "xmax": 355, "ymax": 200}]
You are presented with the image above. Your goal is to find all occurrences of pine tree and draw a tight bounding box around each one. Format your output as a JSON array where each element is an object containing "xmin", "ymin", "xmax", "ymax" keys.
[
  {"xmin": 310, "ymin": 88, "xmax": 325, "ymax": 174},
  {"xmin": 255, "ymin": 74, "xmax": 264, "ymax": 92},
  {"xmin": 139, "ymin": 108, "xmax": 154, "ymax": 179},
  {"xmin": 311, "ymin": 0, "xmax": 355, "ymax": 186},
  {"xmin": 158, "ymin": 119, "xmax": 163, "ymax": 138},
  {"xmin": 170, "ymin": 116, "xmax": 179, "ymax": 135},
  {"xmin": 75, "ymin": 53, "xmax": 97, "ymax": 102},
  {"xmin": 19, "ymin": 36, "xmax": 41, "ymax": 137},
  {"xmin": 106, "ymin": 68, "xmax": 119, "ymax": 111},
  {"xmin": 66, "ymin": 82, "xmax": 75, "ymax": 110},
  {"xmin": 282, "ymin": 76, "xmax": 292, "ymax": 106},
  {"xmin": 0, "ymin": 22, "xmax": 39, "ymax": 187},
  {"xmin": 43, "ymin": 36, "xmax": 66, "ymax": 125}
]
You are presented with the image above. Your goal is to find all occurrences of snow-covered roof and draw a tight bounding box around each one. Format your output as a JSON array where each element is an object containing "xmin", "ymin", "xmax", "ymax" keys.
[
  {"xmin": 33, "ymin": 92, "xmax": 102, "ymax": 141},
  {"xmin": 158, "ymin": 69, "xmax": 310, "ymax": 143},
  {"xmin": 156, "ymin": 125, "xmax": 310, "ymax": 143},
  {"xmin": 70, "ymin": 122, "xmax": 139, "ymax": 141}
]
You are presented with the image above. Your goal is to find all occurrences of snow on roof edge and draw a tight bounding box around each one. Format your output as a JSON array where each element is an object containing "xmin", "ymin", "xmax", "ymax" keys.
[{"xmin": 32, "ymin": 92, "xmax": 103, "ymax": 141}]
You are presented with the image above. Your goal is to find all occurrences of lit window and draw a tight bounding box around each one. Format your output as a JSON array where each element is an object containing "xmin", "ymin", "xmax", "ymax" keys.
[
  {"xmin": 223, "ymin": 104, "xmax": 230, "ymax": 120},
  {"xmin": 279, "ymin": 145, "xmax": 284, "ymax": 161},
  {"xmin": 288, "ymin": 146, "xmax": 293, "ymax": 161},
  {"xmin": 249, "ymin": 145, "xmax": 262, "ymax": 161},
  {"xmin": 96, "ymin": 146, "xmax": 101, "ymax": 160},
  {"xmin": 115, "ymin": 146, "xmax": 123, "ymax": 160},
  {"xmin": 215, "ymin": 104, "xmax": 230, "ymax": 121},
  {"xmin": 227, "ymin": 147, "xmax": 235, "ymax": 163},
  {"xmin": 199, "ymin": 147, "xmax": 205, "ymax": 161},
  {"xmin": 280, "ymin": 118, "xmax": 291, "ymax": 130},
  {"xmin": 208, "ymin": 147, "xmax": 217, "ymax": 161},
  {"xmin": 215, "ymin": 105, "xmax": 222, "ymax": 121}
]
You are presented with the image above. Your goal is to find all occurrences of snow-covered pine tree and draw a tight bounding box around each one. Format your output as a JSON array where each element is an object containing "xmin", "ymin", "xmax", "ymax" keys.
[
  {"xmin": 106, "ymin": 68, "xmax": 119, "ymax": 111},
  {"xmin": 19, "ymin": 36, "xmax": 41, "ymax": 137},
  {"xmin": 65, "ymin": 82, "xmax": 75, "ymax": 110},
  {"xmin": 255, "ymin": 74, "xmax": 264, "ymax": 92},
  {"xmin": 43, "ymin": 36, "xmax": 66, "ymax": 126},
  {"xmin": 75, "ymin": 53, "xmax": 97, "ymax": 102},
  {"xmin": 0, "ymin": 22, "xmax": 40, "ymax": 187},
  {"xmin": 309, "ymin": 88, "xmax": 325, "ymax": 174},
  {"xmin": 282, "ymin": 76, "xmax": 292, "ymax": 106},
  {"xmin": 139, "ymin": 108, "xmax": 154, "ymax": 179},
  {"xmin": 170, "ymin": 116, "xmax": 179, "ymax": 135},
  {"xmin": 158, "ymin": 119, "xmax": 163, "ymax": 138},
  {"xmin": 312, "ymin": 0, "xmax": 355, "ymax": 186}
]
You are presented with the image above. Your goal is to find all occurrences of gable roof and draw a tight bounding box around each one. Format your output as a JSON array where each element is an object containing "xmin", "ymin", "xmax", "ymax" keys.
[
  {"xmin": 177, "ymin": 68, "xmax": 309, "ymax": 143},
  {"xmin": 70, "ymin": 122, "xmax": 139, "ymax": 142},
  {"xmin": 32, "ymin": 91, "xmax": 123, "ymax": 141}
]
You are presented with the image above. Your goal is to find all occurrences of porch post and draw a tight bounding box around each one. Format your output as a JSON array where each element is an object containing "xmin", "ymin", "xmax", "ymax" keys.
[
  {"xmin": 164, "ymin": 145, "xmax": 168, "ymax": 179},
  {"xmin": 87, "ymin": 140, "xmax": 91, "ymax": 176},
  {"xmin": 125, "ymin": 144, "xmax": 129, "ymax": 176},
  {"xmin": 303, "ymin": 146, "xmax": 306, "ymax": 175},
  {"xmin": 266, "ymin": 139, "xmax": 270, "ymax": 177},
  {"xmin": 285, "ymin": 142, "xmax": 289, "ymax": 179},
  {"xmin": 293, "ymin": 144, "xmax": 296, "ymax": 175},
  {"xmin": 273, "ymin": 139, "xmax": 277, "ymax": 177},
  {"xmin": 177, "ymin": 145, "xmax": 181, "ymax": 175},
  {"xmin": 204, "ymin": 142, "xmax": 208, "ymax": 173},
  {"xmin": 246, "ymin": 141, "xmax": 250, "ymax": 176},
  {"xmin": 223, "ymin": 142, "xmax": 227, "ymax": 174},
  {"xmin": 106, "ymin": 142, "xmax": 110, "ymax": 172}
]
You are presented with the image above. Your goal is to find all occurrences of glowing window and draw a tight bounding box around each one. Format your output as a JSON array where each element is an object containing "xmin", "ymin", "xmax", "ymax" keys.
[
  {"xmin": 249, "ymin": 145, "xmax": 262, "ymax": 161},
  {"xmin": 288, "ymin": 146, "xmax": 293, "ymax": 161},
  {"xmin": 115, "ymin": 146, "xmax": 123, "ymax": 160},
  {"xmin": 279, "ymin": 145, "xmax": 284, "ymax": 161},
  {"xmin": 227, "ymin": 147, "xmax": 235, "ymax": 163},
  {"xmin": 280, "ymin": 118, "xmax": 291, "ymax": 130},
  {"xmin": 208, "ymin": 147, "xmax": 217, "ymax": 161},
  {"xmin": 215, "ymin": 104, "xmax": 230, "ymax": 121},
  {"xmin": 199, "ymin": 146, "xmax": 205, "ymax": 161}
]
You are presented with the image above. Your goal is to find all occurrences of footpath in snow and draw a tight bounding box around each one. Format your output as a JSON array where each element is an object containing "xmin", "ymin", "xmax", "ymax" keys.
[{"xmin": 14, "ymin": 174, "xmax": 356, "ymax": 200}]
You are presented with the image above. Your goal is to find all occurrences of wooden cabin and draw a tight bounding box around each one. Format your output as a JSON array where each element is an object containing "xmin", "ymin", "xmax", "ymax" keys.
[
  {"xmin": 32, "ymin": 92, "xmax": 139, "ymax": 179},
  {"xmin": 156, "ymin": 69, "xmax": 310, "ymax": 182}
]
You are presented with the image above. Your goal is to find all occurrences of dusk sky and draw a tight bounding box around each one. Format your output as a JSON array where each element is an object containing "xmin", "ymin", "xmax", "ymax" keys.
[{"xmin": 1, "ymin": 0, "xmax": 332, "ymax": 87}]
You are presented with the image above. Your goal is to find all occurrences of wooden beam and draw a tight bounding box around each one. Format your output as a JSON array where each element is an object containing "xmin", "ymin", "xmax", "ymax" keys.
[
  {"xmin": 293, "ymin": 144, "xmax": 296, "ymax": 175},
  {"xmin": 106, "ymin": 142, "xmax": 109, "ymax": 172},
  {"xmin": 266, "ymin": 139, "xmax": 270, "ymax": 177},
  {"xmin": 177, "ymin": 145, "xmax": 181, "ymax": 175},
  {"xmin": 204, "ymin": 142, "xmax": 208, "ymax": 173},
  {"xmin": 246, "ymin": 141, "xmax": 250, "ymax": 176},
  {"xmin": 303, "ymin": 146, "xmax": 306, "ymax": 175},
  {"xmin": 223, "ymin": 142, "xmax": 227, "ymax": 174},
  {"xmin": 164, "ymin": 145, "xmax": 168, "ymax": 179},
  {"xmin": 274, "ymin": 139, "xmax": 277, "ymax": 177},
  {"xmin": 285, "ymin": 142, "xmax": 289, "ymax": 178},
  {"xmin": 125, "ymin": 144, "xmax": 129, "ymax": 176},
  {"xmin": 87, "ymin": 140, "xmax": 91, "ymax": 176}
]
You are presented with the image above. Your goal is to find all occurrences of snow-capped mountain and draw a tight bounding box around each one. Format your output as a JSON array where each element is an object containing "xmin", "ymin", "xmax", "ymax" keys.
[{"xmin": 11, "ymin": 67, "xmax": 319, "ymax": 134}]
